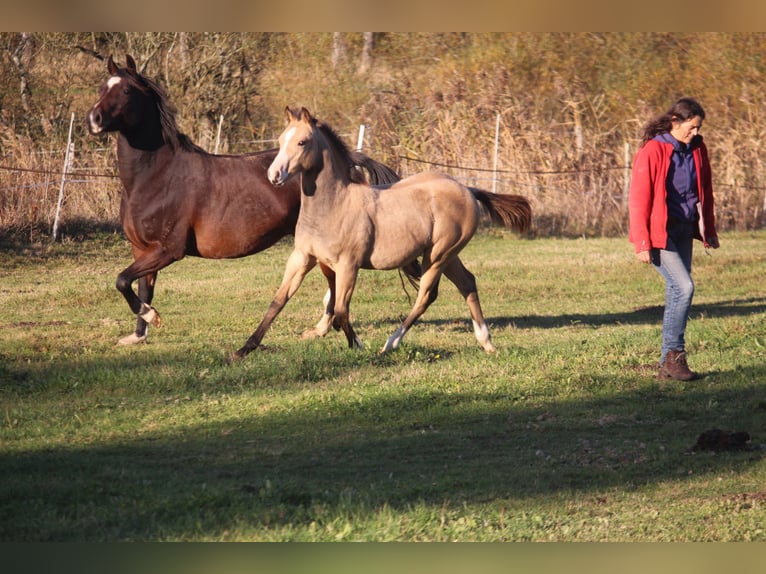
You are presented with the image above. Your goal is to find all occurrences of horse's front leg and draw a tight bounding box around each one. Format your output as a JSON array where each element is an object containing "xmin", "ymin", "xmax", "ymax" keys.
[
  {"xmin": 232, "ymin": 250, "xmax": 316, "ymax": 360},
  {"xmin": 115, "ymin": 248, "xmax": 176, "ymax": 345},
  {"xmin": 118, "ymin": 272, "xmax": 157, "ymax": 345},
  {"xmin": 333, "ymin": 265, "xmax": 363, "ymax": 349},
  {"xmin": 301, "ymin": 263, "xmax": 336, "ymax": 340}
]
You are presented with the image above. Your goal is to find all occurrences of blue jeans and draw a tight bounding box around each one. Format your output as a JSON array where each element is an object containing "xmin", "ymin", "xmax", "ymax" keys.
[{"xmin": 651, "ymin": 221, "xmax": 696, "ymax": 364}]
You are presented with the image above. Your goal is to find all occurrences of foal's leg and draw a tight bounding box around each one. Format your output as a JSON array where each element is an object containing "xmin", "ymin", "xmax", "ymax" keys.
[
  {"xmin": 119, "ymin": 273, "xmax": 157, "ymax": 345},
  {"xmin": 380, "ymin": 265, "xmax": 443, "ymax": 354},
  {"xmin": 442, "ymin": 256, "xmax": 495, "ymax": 353},
  {"xmin": 232, "ymin": 249, "xmax": 316, "ymax": 360},
  {"xmin": 302, "ymin": 263, "xmax": 336, "ymax": 340},
  {"xmin": 332, "ymin": 265, "xmax": 363, "ymax": 349}
]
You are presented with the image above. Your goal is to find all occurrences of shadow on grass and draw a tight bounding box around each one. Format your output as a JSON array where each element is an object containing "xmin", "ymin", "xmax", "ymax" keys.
[
  {"xmin": 2, "ymin": 347, "xmax": 765, "ymax": 541},
  {"xmin": 393, "ymin": 296, "xmax": 766, "ymax": 333},
  {"xmin": 0, "ymin": 219, "xmax": 123, "ymax": 252},
  {"xmin": 494, "ymin": 297, "xmax": 766, "ymax": 330},
  {"xmin": 363, "ymin": 298, "xmax": 766, "ymax": 338}
]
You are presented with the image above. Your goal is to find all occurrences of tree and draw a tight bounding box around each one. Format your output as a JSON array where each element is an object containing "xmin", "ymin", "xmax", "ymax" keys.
[
  {"xmin": 359, "ymin": 32, "xmax": 373, "ymax": 74},
  {"xmin": 10, "ymin": 33, "xmax": 34, "ymax": 116},
  {"xmin": 331, "ymin": 32, "xmax": 346, "ymax": 69}
]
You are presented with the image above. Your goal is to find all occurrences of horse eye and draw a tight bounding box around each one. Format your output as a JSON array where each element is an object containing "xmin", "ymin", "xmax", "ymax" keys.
[{"xmin": 297, "ymin": 140, "xmax": 306, "ymax": 147}]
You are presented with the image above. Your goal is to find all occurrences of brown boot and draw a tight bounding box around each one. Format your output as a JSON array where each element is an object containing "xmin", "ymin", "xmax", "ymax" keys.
[{"xmin": 658, "ymin": 350, "xmax": 698, "ymax": 381}]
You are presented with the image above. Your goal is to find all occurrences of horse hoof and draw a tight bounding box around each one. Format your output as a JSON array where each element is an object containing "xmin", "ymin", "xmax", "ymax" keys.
[
  {"xmin": 228, "ymin": 349, "xmax": 247, "ymax": 363},
  {"xmin": 117, "ymin": 333, "xmax": 147, "ymax": 346}
]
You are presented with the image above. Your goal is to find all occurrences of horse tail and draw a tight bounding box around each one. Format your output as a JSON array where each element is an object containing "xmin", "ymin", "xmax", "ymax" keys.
[
  {"xmin": 400, "ymin": 259, "xmax": 422, "ymax": 289},
  {"xmin": 469, "ymin": 187, "xmax": 532, "ymax": 234},
  {"xmin": 349, "ymin": 150, "xmax": 401, "ymax": 186}
]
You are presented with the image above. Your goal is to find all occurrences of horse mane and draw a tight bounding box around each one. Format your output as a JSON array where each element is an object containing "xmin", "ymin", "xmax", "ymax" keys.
[
  {"xmin": 127, "ymin": 69, "xmax": 205, "ymax": 153},
  {"xmin": 315, "ymin": 120, "xmax": 368, "ymax": 185}
]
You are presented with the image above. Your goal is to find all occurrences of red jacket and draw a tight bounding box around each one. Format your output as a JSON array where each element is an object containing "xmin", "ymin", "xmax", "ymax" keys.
[{"xmin": 628, "ymin": 137, "xmax": 717, "ymax": 253}]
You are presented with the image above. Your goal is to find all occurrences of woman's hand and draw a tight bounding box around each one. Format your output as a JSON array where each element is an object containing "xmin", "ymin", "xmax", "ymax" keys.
[{"xmin": 636, "ymin": 250, "xmax": 652, "ymax": 264}]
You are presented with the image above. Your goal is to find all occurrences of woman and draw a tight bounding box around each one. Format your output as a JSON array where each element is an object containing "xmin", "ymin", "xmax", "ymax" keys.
[{"xmin": 629, "ymin": 97, "xmax": 720, "ymax": 380}]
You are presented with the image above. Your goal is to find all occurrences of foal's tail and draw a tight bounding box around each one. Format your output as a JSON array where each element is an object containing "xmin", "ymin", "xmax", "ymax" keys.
[{"xmin": 469, "ymin": 188, "xmax": 532, "ymax": 234}]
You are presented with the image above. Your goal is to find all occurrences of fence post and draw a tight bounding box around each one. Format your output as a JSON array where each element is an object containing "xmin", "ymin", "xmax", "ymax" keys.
[
  {"xmin": 214, "ymin": 114, "xmax": 224, "ymax": 154},
  {"xmin": 622, "ymin": 141, "xmax": 631, "ymax": 212},
  {"xmin": 492, "ymin": 113, "xmax": 500, "ymax": 193},
  {"xmin": 52, "ymin": 112, "xmax": 75, "ymax": 242},
  {"xmin": 356, "ymin": 124, "xmax": 366, "ymax": 151}
]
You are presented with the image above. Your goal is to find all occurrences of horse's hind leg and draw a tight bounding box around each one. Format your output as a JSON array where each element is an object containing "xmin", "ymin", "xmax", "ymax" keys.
[
  {"xmin": 302, "ymin": 263, "xmax": 335, "ymax": 340},
  {"xmin": 380, "ymin": 266, "xmax": 442, "ymax": 354},
  {"xmin": 118, "ymin": 273, "xmax": 156, "ymax": 345},
  {"xmin": 442, "ymin": 257, "xmax": 495, "ymax": 353}
]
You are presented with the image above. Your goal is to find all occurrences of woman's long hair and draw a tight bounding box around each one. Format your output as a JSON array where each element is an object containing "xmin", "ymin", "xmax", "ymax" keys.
[{"xmin": 640, "ymin": 97, "xmax": 706, "ymax": 146}]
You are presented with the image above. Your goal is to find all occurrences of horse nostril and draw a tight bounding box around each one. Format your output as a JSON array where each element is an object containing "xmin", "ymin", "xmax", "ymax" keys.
[{"xmin": 88, "ymin": 109, "xmax": 104, "ymax": 133}]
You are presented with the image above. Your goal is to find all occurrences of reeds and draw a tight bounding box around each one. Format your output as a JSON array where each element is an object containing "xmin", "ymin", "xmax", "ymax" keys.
[{"xmin": 2, "ymin": 32, "xmax": 766, "ymax": 241}]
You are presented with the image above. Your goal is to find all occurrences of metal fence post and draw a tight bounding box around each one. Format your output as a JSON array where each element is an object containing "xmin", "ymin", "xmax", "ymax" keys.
[{"xmin": 51, "ymin": 112, "xmax": 75, "ymax": 242}]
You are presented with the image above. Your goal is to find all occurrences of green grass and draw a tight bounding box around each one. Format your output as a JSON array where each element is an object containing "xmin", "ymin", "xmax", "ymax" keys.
[{"xmin": 1, "ymin": 229, "xmax": 766, "ymax": 541}]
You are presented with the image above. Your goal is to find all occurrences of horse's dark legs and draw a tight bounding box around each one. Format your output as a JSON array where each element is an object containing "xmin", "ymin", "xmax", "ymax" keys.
[
  {"xmin": 301, "ymin": 263, "xmax": 337, "ymax": 339},
  {"xmin": 119, "ymin": 273, "xmax": 157, "ymax": 345},
  {"xmin": 233, "ymin": 249, "xmax": 316, "ymax": 360},
  {"xmin": 442, "ymin": 256, "xmax": 495, "ymax": 353},
  {"xmin": 115, "ymin": 250, "xmax": 176, "ymax": 344}
]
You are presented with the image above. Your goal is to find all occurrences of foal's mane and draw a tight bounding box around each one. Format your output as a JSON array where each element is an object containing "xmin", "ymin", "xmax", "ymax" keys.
[
  {"xmin": 313, "ymin": 118, "xmax": 368, "ymax": 185},
  {"xmin": 125, "ymin": 68, "xmax": 204, "ymax": 153}
]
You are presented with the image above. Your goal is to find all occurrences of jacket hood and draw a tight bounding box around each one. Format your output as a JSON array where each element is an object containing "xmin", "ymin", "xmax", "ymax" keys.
[{"xmin": 653, "ymin": 132, "xmax": 703, "ymax": 152}]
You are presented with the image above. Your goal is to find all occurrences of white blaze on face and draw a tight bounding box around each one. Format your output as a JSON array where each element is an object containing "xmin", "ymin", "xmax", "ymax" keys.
[
  {"xmin": 268, "ymin": 125, "xmax": 297, "ymax": 184},
  {"xmin": 106, "ymin": 76, "xmax": 122, "ymax": 91},
  {"xmin": 88, "ymin": 76, "xmax": 122, "ymax": 134}
]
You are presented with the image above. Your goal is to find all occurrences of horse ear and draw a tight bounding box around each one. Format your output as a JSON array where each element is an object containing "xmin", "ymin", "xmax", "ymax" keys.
[
  {"xmin": 126, "ymin": 55, "xmax": 137, "ymax": 73},
  {"xmin": 107, "ymin": 55, "xmax": 118, "ymax": 75},
  {"xmin": 284, "ymin": 106, "xmax": 294, "ymax": 124},
  {"xmin": 299, "ymin": 107, "xmax": 313, "ymax": 124}
]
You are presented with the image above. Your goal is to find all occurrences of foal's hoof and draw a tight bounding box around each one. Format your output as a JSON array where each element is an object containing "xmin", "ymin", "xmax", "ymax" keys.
[
  {"xmin": 301, "ymin": 328, "xmax": 322, "ymax": 340},
  {"xmin": 117, "ymin": 333, "xmax": 147, "ymax": 346}
]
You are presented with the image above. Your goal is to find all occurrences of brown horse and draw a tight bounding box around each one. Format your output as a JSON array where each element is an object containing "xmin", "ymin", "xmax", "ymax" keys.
[
  {"xmin": 233, "ymin": 107, "xmax": 531, "ymax": 359},
  {"xmin": 86, "ymin": 55, "xmax": 403, "ymax": 346}
]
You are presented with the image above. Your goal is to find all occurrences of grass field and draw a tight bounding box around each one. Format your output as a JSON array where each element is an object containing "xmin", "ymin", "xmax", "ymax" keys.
[{"xmin": 1, "ymin": 227, "xmax": 765, "ymax": 541}]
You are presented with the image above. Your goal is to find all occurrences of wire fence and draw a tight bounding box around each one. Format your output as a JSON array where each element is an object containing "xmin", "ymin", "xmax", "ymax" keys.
[{"xmin": 2, "ymin": 114, "xmax": 765, "ymax": 240}]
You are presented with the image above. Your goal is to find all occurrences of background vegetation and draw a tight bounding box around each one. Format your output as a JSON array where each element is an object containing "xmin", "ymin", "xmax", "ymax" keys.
[{"xmin": 2, "ymin": 32, "xmax": 766, "ymax": 241}]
